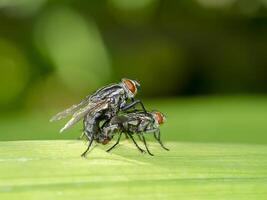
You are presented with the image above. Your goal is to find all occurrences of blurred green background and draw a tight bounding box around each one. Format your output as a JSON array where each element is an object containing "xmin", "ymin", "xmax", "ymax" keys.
[{"xmin": 0, "ymin": 0, "xmax": 266, "ymax": 144}]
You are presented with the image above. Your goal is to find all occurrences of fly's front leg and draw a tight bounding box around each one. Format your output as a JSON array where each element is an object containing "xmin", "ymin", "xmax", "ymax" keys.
[
  {"xmin": 121, "ymin": 99, "xmax": 147, "ymax": 113},
  {"xmin": 130, "ymin": 98, "xmax": 138, "ymax": 112},
  {"xmin": 153, "ymin": 130, "xmax": 169, "ymax": 151},
  {"xmin": 145, "ymin": 128, "xmax": 169, "ymax": 151},
  {"xmin": 140, "ymin": 133, "xmax": 154, "ymax": 156}
]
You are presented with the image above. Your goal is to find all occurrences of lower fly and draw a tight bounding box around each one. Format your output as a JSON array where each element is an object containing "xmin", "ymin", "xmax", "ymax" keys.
[{"xmin": 100, "ymin": 110, "xmax": 169, "ymax": 156}]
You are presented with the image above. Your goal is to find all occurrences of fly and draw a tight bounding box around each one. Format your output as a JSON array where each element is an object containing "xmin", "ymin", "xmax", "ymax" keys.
[
  {"xmin": 50, "ymin": 78, "xmax": 147, "ymax": 156},
  {"xmin": 101, "ymin": 110, "xmax": 169, "ymax": 156}
]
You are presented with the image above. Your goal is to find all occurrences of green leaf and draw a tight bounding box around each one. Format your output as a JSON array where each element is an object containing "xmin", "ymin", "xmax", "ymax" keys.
[{"xmin": 0, "ymin": 140, "xmax": 267, "ymax": 199}]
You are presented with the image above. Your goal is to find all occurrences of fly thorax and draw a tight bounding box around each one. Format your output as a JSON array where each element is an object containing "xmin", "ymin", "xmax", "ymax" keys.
[
  {"xmin": 107, "ymin": 96, "xmax": 121, "ymax": 116},
  {"xmin": 126, "ymin": 120, "xmax": 139, "ymax": 132}
]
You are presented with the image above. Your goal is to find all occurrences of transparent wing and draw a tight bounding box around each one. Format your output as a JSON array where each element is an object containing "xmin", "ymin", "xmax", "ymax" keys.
[
  {"xmin": 59, "ymin": 99, "xmax": 110, "ymax": 133},
  {"xmin": 50, "ymin": 98, "xmax": 89, "ymax": 122}
]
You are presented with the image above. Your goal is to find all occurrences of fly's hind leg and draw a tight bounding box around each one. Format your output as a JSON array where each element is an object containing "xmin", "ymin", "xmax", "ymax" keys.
[
  {"xmin": 102, "ymin": 125, "xmax": 122, "ymax": 152},
  {"xmin": 140, "ymin": 133, "xmax": 154, "ymax": 156},
  {"xmin": 106, "ymin": 132, "xmax": 123, "ymax": 152},
  {"xmin": 78, "ymin": 118, "xmax": 88, "ymax": 140},
  {"xmin": 77, "ymin": 132, "xmax": 85, "ymax": 140},
  {"xmin": 81, "ymin": 113, "xmax": 101, "ymax": 157},
  {"xmin": 81, "ymin": 132, "xmax": 94, "ymax": 157}
]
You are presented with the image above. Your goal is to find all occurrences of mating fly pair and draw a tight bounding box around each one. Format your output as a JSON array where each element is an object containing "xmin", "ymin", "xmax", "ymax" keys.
[
  {"xmin": 101, "ymin": 110, "xmax": 169, "ymax": 156},
  {"xmin": 50, "ymin": 78, "xmax": 168, "ymax": 157}
]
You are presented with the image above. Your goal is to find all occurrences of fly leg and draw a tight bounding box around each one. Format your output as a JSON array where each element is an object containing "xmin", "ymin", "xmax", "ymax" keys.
[
  {"xmin": 137, "ymin": 134, "xmax": 143, "ymax": 142},
  {"xmin": 106, "ymin": 132, "xmax": 123, "ymax": 152},
  {"xmin": 154, "ymin": 131, "xmax": 169, "ymax": 151},
  {"xmin": 140, "ymin": 133, "xmax": 154, "ymax": 156},
  {"xmin": 121, "ymin": 99, "xmax": 147, "ymax": 113},
  {"xmin": 81, "ymin": 133, "xmax": 94, "ymax": 157},
  {"xmin": 77, "ymin": 132, "xmax": 85, "ymax": 140},
  {"xmin": 127, "ymin": 133, "xmax": 146, "ymax": 154},
  {"xmin": 81, "ymin": 113, "xmax": 101, "ymax": 157},
  {"xmin": 136, "ymin": 121, "xmax": 143, "ymax": 142},
  {"xmin": 145, "ymin": 128, "xmax": 169, "ymax": 151}
]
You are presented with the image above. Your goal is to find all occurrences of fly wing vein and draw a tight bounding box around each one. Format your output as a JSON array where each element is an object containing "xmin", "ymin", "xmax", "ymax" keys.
[
  {"xmin": 50, "ymin": 98, "xmax": 89, "ymax": 122},
  {"xmin": 59, "ymin": 99, "xmax": 110, "ymax": 133}
]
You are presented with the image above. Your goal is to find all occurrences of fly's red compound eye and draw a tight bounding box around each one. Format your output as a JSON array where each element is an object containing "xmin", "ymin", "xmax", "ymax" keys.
[
  {"xmin": 123, "ymin": 79, "xmax": 136, "ymax": 94},
  {"xmin": 155, "ymin": 112, "xmax": 164, "ymax": 124}
]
